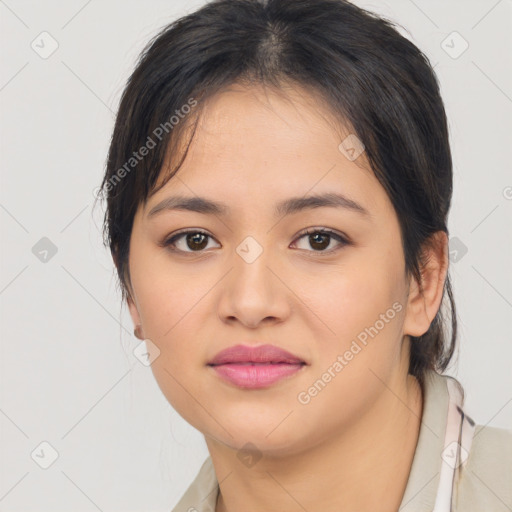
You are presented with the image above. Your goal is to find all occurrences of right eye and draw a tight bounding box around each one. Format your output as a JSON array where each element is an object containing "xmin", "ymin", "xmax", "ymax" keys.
[{"xmin": 162, "ymin": 229, "xmax": 220, "ymax": 253}]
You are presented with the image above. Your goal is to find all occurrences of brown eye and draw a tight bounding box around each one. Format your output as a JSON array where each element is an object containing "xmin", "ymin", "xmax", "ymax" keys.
[
  {"xmin": 184, "ymin": 232, "xmax": 209, "ymax": 251},
  {"xmin": 163, "ymin": 230, "xmax": 219, "ymax": 253},
  {"xmin": 308, "ymin": 232, "xmax": 330, "ymax": 250},
  {"xmin": 293, "ymin": 228, "xmax": 349, "ymax": 253},
  {"xmin": 161, "ymin": 227, "xmax": 349, "ymax": 255}
]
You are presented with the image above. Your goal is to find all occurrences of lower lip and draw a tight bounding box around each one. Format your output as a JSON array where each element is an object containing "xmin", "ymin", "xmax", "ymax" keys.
[{"xmin": 209, "ymin": 362, "xmax": 305, "ymax": 389}]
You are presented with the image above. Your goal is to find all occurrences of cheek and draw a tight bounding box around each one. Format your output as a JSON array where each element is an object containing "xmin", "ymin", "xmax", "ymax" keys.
[
  {"xmin": 293, "ymin": 273, "xmax": 406, "ymax": 429},
  {"xmin": 306, "ymin": 256, "xmax": 403, "ymax": 336},
  {"xmin": 131, "ymin": 247, "xmax": 206, "ymax": 339},
  {"xmin": 300, "ymin": 256, "xmax": 407, "ymax": 389},
  {"xmin": 133, "ymin": 270, "xmax": 211, "ymax": 424}
]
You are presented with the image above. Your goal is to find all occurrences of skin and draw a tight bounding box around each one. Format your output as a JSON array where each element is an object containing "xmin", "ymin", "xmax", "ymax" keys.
[{"xmin": 126, "ymin": 82, "xmax": 448, "ymax": 512}]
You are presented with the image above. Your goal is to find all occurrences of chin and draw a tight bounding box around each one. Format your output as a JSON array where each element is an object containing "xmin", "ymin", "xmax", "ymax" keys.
[{"xmin": 206, "ymin": 420, "xmax": 305, "ymax": 457}]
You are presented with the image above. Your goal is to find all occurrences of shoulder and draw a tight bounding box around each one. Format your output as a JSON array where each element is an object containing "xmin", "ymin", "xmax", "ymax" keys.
[{"xmin": 454, "ymin": 423, "xmax": 512, "ymax": 511}]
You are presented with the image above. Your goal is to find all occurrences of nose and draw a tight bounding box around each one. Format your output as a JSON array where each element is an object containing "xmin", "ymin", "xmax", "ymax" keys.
[{"xmin": 216, "ymin": 240, "xmax": 291, "ymax": 329}]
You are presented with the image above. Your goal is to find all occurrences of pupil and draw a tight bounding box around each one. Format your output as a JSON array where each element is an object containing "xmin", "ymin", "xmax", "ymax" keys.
[
  {"xmin": 187, "ymin": 233, "xmax": 208, "ymax": 250},
  {"xmin": 310, "ymin": 233, "xmax": 329, "ymax": 250}
]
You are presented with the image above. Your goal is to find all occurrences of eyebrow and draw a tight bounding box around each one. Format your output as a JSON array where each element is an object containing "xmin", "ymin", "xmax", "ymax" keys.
[{"xmin": 147, "ymin": 192, "xmax": 370, "ymax": 219}]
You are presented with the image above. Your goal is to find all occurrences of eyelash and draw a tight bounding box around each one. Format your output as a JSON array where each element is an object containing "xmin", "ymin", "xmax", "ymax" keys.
[{"xmin": 161, "ymin": 227, "xmax": 350, "ymax": 256}]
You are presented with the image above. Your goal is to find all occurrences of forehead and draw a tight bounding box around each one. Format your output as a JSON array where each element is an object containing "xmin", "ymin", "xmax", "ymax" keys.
[
  {"xmin": 143, "ymin": 82, "xmax": 390, "ymax": 221},
  {"xmin": 192, "ymin": 82, "xmax": 346, "ymax": 150}
]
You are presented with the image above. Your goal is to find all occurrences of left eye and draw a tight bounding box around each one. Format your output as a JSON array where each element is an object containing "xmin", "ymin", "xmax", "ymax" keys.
[
  {"xmin": 162, "ymin": 228, "xmax": 348, "ymax": 254},
  {"xmin": 292, "ymin": 228, "xmax": 348, "ymax": 253}
]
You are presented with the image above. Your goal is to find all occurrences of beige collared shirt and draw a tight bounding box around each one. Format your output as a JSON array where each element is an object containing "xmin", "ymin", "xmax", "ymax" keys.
[{"xmin": 171, "ymin": 370, "xmax": 512, "ymax": 511}]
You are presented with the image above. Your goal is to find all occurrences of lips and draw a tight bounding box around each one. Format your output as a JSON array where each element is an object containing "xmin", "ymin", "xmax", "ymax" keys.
[
  {"xmin": 207, "ymin": 344, "xmax": 305, "ymax": 366},
  {"xmin": 207, "ymin": 344, "xmax": 306, "ymax": 389}
]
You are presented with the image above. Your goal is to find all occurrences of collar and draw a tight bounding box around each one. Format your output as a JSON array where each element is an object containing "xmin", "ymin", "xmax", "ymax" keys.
[
  {"xmin": 172, "ymin": 371, "xmax": 464, "ymax": 512},
  {"xmin": 400, "ymin": 370, "xmax": 456, "ymax": 511}
]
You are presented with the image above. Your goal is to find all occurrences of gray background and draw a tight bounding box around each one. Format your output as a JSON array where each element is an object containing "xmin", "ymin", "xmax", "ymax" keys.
[{"xmin": 1, "ymin": 0, "xmax": 511, "ymax": 510}]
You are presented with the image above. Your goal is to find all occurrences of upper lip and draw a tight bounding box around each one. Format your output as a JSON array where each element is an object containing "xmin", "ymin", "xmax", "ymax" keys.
[{"xmin": 208, "ymin": 344, "xmax": 306, "ymax": 365}]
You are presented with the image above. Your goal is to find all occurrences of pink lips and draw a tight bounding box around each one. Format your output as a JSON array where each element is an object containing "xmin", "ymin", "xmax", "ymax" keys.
[{"xmin": 207, "ymin": 344, "xmax": 306, "ymax": 389}]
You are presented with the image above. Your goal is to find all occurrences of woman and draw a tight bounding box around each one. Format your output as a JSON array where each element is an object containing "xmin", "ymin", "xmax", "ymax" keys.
[{"xmin": 97, "ymin": 0, "xmax": 512, "ymax": 510}]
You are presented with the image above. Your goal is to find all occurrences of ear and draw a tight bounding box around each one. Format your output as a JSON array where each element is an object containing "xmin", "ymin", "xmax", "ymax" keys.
[
  {"xmin": 113, "ymin": 249, "xmax": 143, "ymax": 334},
  {"xmin": 127, "ymin": 293, "xmax": 142, "ymax": 328},
  {"xmin": 403, "ymin": 231, "xmax": 448, "ymax": 337},
  {"xmin": 127, "ymin": 292, "xmax": 146, "ymax": 340}
]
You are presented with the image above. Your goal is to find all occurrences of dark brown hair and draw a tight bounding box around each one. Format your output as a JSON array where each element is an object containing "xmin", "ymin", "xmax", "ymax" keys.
[{"xmin": 96, "ymin": 0, "xmax": 457, "ymax": 390}]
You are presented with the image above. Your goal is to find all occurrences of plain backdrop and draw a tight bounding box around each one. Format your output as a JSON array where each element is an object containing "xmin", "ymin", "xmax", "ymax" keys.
[{"xmin": 1, "ymin": 0, "xmax": 511, "ymax": 510}]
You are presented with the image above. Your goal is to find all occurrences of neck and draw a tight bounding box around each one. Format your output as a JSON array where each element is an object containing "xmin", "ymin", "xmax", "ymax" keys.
[{"xmin": 209, "ymin": 371, "xmax": 423, "ymax": 512}]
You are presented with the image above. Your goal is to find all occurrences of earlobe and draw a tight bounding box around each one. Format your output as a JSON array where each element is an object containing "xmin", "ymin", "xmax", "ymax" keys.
[{"xmin": 403, "ymin": 231, "xmax": 448, "ymax": 338}]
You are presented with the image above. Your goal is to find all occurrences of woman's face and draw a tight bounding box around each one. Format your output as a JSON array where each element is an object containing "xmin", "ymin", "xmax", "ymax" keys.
[{"xmin": 127, "ymin": 83, "xmax": 418, "ymax": 455}]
